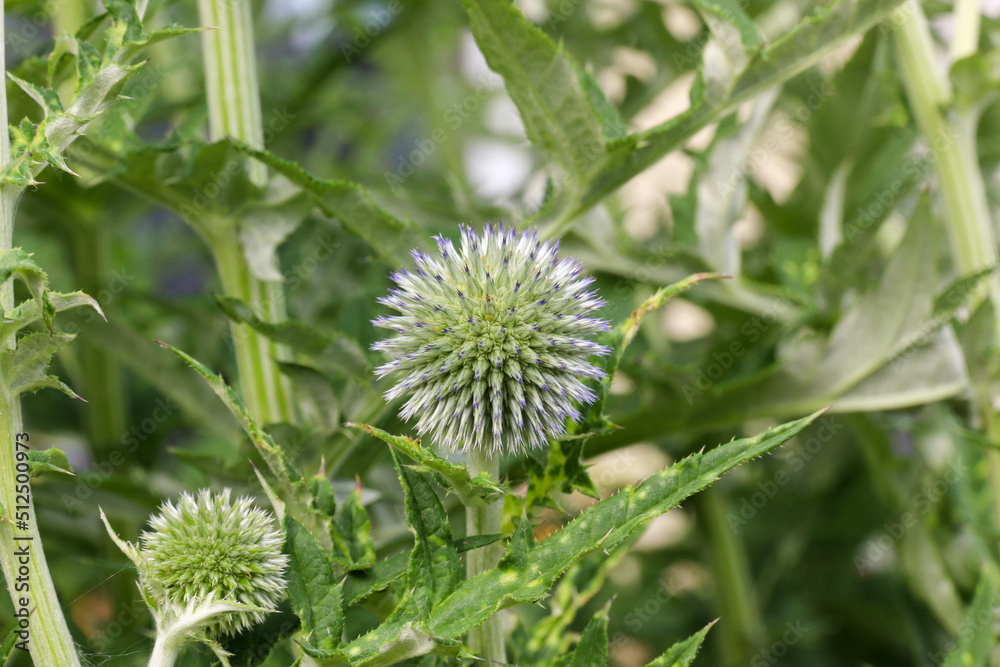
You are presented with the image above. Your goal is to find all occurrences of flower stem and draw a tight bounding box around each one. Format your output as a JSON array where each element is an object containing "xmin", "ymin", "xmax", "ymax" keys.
[
  {"xmin": 147, "ymin": 634, "xmax": 181, "ymax": 667},
  {"xmin": 465, "ymin": 450, "xmax": 507, "ymax": 663},
  {"xmin": 197, "ymin": 0, "xmax": 294, "ymax": 425},
  {"xmin": 0, "ymin": 3, "xmax": 82, "ymax": 663}
]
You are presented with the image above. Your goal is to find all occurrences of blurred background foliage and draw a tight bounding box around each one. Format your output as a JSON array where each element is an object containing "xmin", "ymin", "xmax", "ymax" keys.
[{"xmin": 1, "ymin": 0, "xmax": 1000, "ymax": 665}]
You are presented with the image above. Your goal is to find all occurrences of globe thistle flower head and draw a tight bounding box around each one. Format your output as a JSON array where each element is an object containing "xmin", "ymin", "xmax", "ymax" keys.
[
  {"xmin": 373, "ymin": 223, "xmax": 610, "ymax": 456},
  {"xmin": 138, "ymin": 489, "xmax": 287, "ymax": 636}
]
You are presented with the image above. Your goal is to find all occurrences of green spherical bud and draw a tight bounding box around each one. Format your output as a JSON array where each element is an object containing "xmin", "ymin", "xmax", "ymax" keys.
[{"xmin": 138, "ymin": 489, "xmax": 287, "ymax": 636}]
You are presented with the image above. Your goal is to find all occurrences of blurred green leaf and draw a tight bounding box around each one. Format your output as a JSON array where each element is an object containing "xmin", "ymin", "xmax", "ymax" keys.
[
  {"xmin": 575, "ymin": 0, "xmax": 909, "ymax": 221},
  {"xmin": 460, "ymin": 0, "xmax": 607, "ymax": 177},
  {"xmin": 552, "ymin": 601, "xmax": 610, "ymax": 667},
  {"xmin": 645, "ymin": 621, "xmax": 715, "ymax": 666}
]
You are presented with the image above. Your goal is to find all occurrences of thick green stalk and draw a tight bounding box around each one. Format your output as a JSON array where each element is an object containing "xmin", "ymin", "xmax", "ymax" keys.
[
  {"xmin": 894, "ymin": 1, "xmax": 1000, "ymax": 323},
  {"xmin": 211, "ymin": 231, "xmax": 293, "ymax": 427},
  {"xmin": 147, "ymin": 633, "xmax": 182, "ymax": 667},
  {"xmin": 197, "ymin": 0, "xmax": 294, "ymax": 425},
  {"xmin": 0, "ymin": 2, "xmax": 82, "ymax": 663},
  {"xmin": 893, "ymin": 1, "xmax": 1000, "ymax": 524},
  {"xmin": 465, "ymin": 451, "xmax": 507, "ymax": 663}
]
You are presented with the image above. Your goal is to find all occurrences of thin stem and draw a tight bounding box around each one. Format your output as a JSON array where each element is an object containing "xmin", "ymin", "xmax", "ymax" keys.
[
  {"xmin": 465, "ymin": 450, "xmax": 507, "ymax": 663},
  {"xmin": 197, "ymin": 0, "xmax": 294, "ymax": 425},
  {"xmin": 700, "ymin": 487, "xmax": 763, "ymax": 667},
  {"xmin": 0, "ymin": 2, "xmax": 81, "ymax": 664},
  {"xmin": 71, "ymin": 223, "xmax": 127, "ymax": 454}
]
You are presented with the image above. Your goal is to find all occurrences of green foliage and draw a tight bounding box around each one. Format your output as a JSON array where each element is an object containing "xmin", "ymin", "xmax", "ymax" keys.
[
  {"xmin": 346, "ymin": 422, "xmax": 505, "ymax": 506},
  {"xmin": 27, "ymin": 447, "xmax": 73, "ymax": 477},
  {"xmin": 285, "ymin": 517, "xmax": 345, "ymax": 653},
  {"xmin": 645, "ymin": 622, "xmax": 715, "ymax": 667},
  {"xmin": 4, "ymin": 0, "xmax": 999, "ymax": 666}
]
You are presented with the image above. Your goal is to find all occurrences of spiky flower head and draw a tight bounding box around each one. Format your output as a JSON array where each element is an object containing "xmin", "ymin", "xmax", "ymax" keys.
[
  {"xmin": 137, "ymin": 489, "xmax": 287, "ymax": 636},
  {"xmin": 373, "ymin": 223, "xmax": 610, "ymax": 455}
]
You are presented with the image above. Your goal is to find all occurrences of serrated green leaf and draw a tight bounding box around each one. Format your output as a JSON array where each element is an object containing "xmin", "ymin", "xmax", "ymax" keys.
[
  {"xmin": 342, "ymin": 551, "xmax": 409, "ymax": 608},
  {"xmin": 425, "ymin": 412, "xmax": 823, "ymax": 640},
  {"xmin": 0, "ymin": 248, "xmax": 55, "ymax": 332},
  {"xmin": 7, "ymin": 73, "xmax": 64, "ymax": 117},
  {"xmin": 0, "ymin": 290, "xmax": 103, "ymax": 345},
  {"xmin": 553, "ymin": 601, "xmax": 610, "ymax": 667},
  {"xmin": 346, "ymin": 422, "xmax": 504, "ymax": 506},
  {"xmin": 116, "ymin": 25, "xmax": 206, "ymax": 64},
  {"xmin": 342, "ymin": 535, "xmax": 503, "ymax": 608},
  {"xmin": 460, "ymin": 0, "xmax": 605, "ymax": 176},
  {"xmin": 28, "ymin": 447, "xmax": 74, "ymax": 478},
  {"xmin": 526, "ymin": 438, "xmax": 600, "ymax": 512},
  {"xmin": 309, "ymin": 474, "xmax": 338, "ymax": 517},
  {"xmin": 2, "ymin": 332, "xmax": 81, "ymax": 399},
  {"xmin": 285, "ymin": 516, "xmax": 344, "ymax": 652},
  {"xmin": 75, "ymin": 40, "xmax": 103, "ymax": 95},
  {"xmin": 48, "ymin": 62, "xmax": 137, "ymax": 150},
  {"xmin": 392, "ymin": 450, "xmax": 463, "ymax": 619},
  {"xmin": 161, "ymin": 342, "xmax": 334, "ymax": 552},
  {"xmin": 231, "ymin": 141, "xmax": 432, "ymax": 266},
  {"xmin": 331, "ymin": 616, "xmax": 442, "ymax": 666},
  {"xmin": 645, "ymin": 621, "xmax": 715, "ymax": 667},
  {"xmin": 333, "ymin": 488, "xmax": 376, "ymax": 571},
  {"xmin": 103, "ymin": 0, "xmax": 144, "ymax": 47}
]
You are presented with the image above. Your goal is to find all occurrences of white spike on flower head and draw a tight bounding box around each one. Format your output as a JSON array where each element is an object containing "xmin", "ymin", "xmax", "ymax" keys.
[
  {"xmin": 137, "ymin": 489, "xmax": 287, "ymax": 636},
  {"xmin": 372, "ymin": 223, "xmax": 610, "ymax": 455}
]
